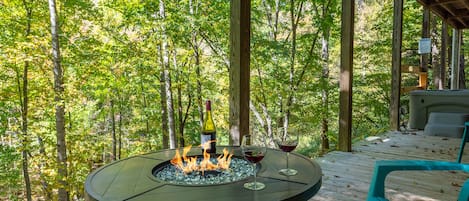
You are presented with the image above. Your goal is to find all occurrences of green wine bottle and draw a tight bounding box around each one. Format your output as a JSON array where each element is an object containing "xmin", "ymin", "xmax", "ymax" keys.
[{"xmin": 201, "ymin": 100, "xmax": 216, "ymax": 153}]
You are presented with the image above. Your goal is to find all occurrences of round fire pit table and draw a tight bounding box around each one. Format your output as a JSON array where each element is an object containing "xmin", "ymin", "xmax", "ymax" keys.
[{"xmin": 85, "ymin": 146, "xmax": 322, "ymax": 201}]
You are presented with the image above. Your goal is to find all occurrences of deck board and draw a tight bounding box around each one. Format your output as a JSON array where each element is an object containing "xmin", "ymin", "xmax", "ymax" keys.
[{"xmin": 309, "ymin": 131, "xmax": 469, "ymax": 201}]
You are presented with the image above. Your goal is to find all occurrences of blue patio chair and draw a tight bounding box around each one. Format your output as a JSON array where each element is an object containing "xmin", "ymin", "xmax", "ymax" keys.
[
  {"xmin": 367, "ymin": 160, "xmax": 469, "ymax": 201},
  {"xmin": 367, "ymin": 122, "xmax": 469, "ymax": 201},
  {"xmin": 457, "ymin": 122, "xmax": 469, "ymax": 163}
]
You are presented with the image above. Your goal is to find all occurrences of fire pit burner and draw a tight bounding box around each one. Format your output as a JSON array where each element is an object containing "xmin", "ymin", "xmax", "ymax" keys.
[{"xmin": 153, "ymin": 156, "xmax": 255, "ymax": 186}]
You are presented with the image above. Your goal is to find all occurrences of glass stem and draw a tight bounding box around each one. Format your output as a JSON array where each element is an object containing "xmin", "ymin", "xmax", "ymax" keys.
[
  {"xmin": 286, "ymin": 152, "xmax": 290, "ymax": 170},
  {"xmin": 253, "ymin": 163, "xmax": 257, "ymax": 186}
]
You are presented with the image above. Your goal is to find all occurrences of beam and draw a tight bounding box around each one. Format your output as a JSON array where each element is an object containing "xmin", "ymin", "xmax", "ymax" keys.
[
  {"xmin": 229, "ymin": 0, "xmax": 250, "ymax": 146},
  {"xmin": 448, "ymin": 13, "xmax": 469, "ymax": 28},
  {"xmin": 428, "ymin": 0, "xmax": 459, "ymax": 7},
  {"xmin": 390, "ymin": 0, "xmax": 403, "ymax": 131},
  {"xmin": 463, "ymin": 0, "xmax": 469, "ymax": 10},
  {"xmin": 448, "ymin": 14, "xmax": 469, "ymax": 20},
  {"xmin": 339, "ymin": 0, "xmax": 354, "ymax": 152},
  {"xmin": 438, "ymin": 3, "xmax": 468, "ymax": 28},
  {"xmin": 450, "ymin": 28, "xmax": 461, "ymax": 89},
  {"xmin": 417, "ymin": 0, "xmax": 467, "ymax": 29},
  {"xmin": 440, "ymin": 4, "xmax": 457, "ymax": 16},
  {"xmin": 458, "ymin": 18, "xmax": 468, "ymax": 28}
]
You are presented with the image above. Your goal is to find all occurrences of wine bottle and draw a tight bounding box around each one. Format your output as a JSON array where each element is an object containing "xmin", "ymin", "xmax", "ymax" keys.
[{"xmin": 201, "ymin": 100, "xmax": 216, "ymax": 153}]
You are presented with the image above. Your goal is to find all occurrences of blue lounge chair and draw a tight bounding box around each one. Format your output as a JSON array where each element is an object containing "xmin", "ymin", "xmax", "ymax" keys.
[{"xmin": 367, "ymin": 122, "xmax": 469, "ymax": 201}]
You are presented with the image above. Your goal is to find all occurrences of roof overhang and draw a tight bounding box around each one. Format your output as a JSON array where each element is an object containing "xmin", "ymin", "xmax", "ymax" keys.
[{"xmin": 417, "ymin": 0, "xmax": 469, "ymax": 29}]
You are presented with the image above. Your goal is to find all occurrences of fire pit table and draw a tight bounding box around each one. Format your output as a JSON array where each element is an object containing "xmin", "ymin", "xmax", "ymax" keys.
[{"xmin": 85, "ymin": 146, "xmax": 322, "ymax": 201}]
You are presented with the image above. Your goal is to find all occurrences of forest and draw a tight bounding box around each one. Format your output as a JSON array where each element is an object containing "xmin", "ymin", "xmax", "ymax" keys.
[{"xmin": 1, "ymin": 0, "xmax": 468, "ymax": 200}]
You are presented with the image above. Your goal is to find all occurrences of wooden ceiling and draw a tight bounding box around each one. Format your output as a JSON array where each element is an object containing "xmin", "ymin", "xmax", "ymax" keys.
[{"xmin": 417, "ymin": 0, "xmax": 469, "ymax": 29}]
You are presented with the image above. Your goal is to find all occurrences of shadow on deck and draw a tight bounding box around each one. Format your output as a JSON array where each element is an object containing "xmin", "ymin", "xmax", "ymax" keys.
[{"xmin": 310, "ymin": 130, "xmax": 469, "ymax": 201}]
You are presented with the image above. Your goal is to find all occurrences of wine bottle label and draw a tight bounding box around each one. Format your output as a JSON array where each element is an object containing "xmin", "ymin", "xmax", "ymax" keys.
[{"xmin": 201, "ymin": 134, "xmax": 212, "ymax": 147}]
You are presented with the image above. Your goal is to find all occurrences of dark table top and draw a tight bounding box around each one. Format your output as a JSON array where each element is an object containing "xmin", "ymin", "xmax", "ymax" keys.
[{"xmin": 85, "ymin": 146, "xmax": 322, "ymax": 201}]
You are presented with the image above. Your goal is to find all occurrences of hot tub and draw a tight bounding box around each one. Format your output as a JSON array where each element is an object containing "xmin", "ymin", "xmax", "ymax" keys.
[{"xmin": 408, "ymin": 90, "xmax": 469, "ymax": 129}]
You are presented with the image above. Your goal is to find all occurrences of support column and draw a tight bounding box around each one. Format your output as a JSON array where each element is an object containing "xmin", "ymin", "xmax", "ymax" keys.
[
  {"xmin": 420, "ymin": 8, "xmax": 430, "ymax": 73},
  {"xmin": 450, "ymin": 29, "xmax": 461, "ymax": 90},
  {"xmin": 439, "ymin": 22, "xmax": 447, "ymax": 90},
  {"xmin": 229, "ymin": 0, "xmax": 250, "ymax": 146},
  {"xmin": 419, "ymin": 8, "xmax": 430, "ymax": 90},
  {"xmin": 339, "ymin": 0, "xmax": 354, "ymax": 152},
  {"xmin": 390, "ymin": 0, "xmax": 403, "ymax": 131}
]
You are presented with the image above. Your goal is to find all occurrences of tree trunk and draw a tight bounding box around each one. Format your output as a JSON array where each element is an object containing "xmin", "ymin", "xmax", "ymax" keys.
[
  {"xmin": 196, "ymin": 66, "xmax": 203, "ymax": 128},
  {"xmin": 37, "ymin": 136, "xmax": 52, "ymax": 199},
  {"xmin": 262, "ymin": 0, "xmax": 280, "ymax": 40},
  {"xmin": 177, "ymin": 84, "xmax": 184, "ymax": 147},
  {"xmin": 110, "ymin": 100, "xmax": 116, "ymax": 161},
  {"xmin": 249, "ymin": 100, "xmax": 274, "ymax": 146},
  {"xmin": 48, "ymin": 0, "xmax": 68, "ymax": 200},
  {"xmin": 154, "ymin": 3, "xmax": 169, "ymax": 150},
  {"xmin": 174, "ymin": 50, "xmax": 182, "ymax": 146},
  {"xmin": 20, "ymin": 0, "xmax": 32, "ymax": 199},
  {"xmin": 118, "ymin": 95, "xmax": 123, "ymax": 160},
  {"xmin": 20, "ymin": 58, "xmax": 32, "ymax": 201},
  {"xmin": 189, "ymin": 0, "xmax": 204, "ymax": 129},
  {"xmin": 320, "ymin": 0, "xmax": 331, "ymax": 153},
  {"xmin": 173, "ymin": 50, "xmax": 187, "ymax": 147},
  {"xmin": 159, "ymin": 50, "xmax": 169, "ymax": 149},
  {"xmin": 283, "ymin": 0, "xmax": 301, "ymax": 131},
  {"xmin": 159, "ymin": 0, "xmax": 176, "ymax": 149},
  {"xmin": 140, "ymin": 81, "xmax": 151, "ymax": 149},
  {"xmin": 252, "ymin": 67, "xmax": 274, "ymax": 145},
  {"xmin": 283, "ymin": 0, "xmax": 305, "ymax": 132},
  {"xmin": 165, "ymin": 53, "xmax": 177, "ymax": 149},
  {"xmin": 253, "ymin": 0, "xmax": 279, "ymax": 140}
]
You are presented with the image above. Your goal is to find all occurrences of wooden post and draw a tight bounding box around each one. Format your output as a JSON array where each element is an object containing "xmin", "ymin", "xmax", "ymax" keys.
[
  {"xmin": 420, "ymin": 8, "xmax": 430, "ymax": 73},
  {"xmin": 450, "ymin": 28, "xmax": 461, "ymax": 90},
  {"xmin": 229, "ymin": 0, "xmax": 250, "ymax": 146},
  {"xmin": 439, "ymin": 22, "xmax": 447, "ymax": 90},
  {"xmin": 339, "ymin": 0, "xmax": 354, "ymax": 152},
  {"xmin": 390, "ymin": 0, "xmax": 403, "ymax": 131}
]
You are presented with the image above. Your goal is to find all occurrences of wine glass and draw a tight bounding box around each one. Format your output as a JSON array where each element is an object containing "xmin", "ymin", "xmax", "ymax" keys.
[
  {"xmin": 241, "ymin": 134, "xmax": 267, "ymax": 190},
  {"xmin": 276, "ymin": 127, "xmax": 299, "ymax": 176}
]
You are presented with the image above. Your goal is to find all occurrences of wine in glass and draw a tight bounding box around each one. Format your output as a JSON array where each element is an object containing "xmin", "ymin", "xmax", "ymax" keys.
[
  {"xmin": 276, "ymin": 127, "xmax": 299, "ymax": 176},
  {"xmin": 241, "ymin": 134, "xmax": 267, "ymax": 190}
]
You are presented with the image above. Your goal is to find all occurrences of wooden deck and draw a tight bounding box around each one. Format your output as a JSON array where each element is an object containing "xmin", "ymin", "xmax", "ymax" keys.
[{"xmin": 310, "ymin": 131, "xmax": 469, "ymax": 201}]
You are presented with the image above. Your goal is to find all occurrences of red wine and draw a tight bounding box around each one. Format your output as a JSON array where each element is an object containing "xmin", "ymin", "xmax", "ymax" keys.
[
  {"xmin": 279, "ymin": 144, "xmax": 297, "ymax": 152},
  {"xmin": 244, "ymin": 151, "xmax": 265, "ymax": 163},
  {"xmin": 276, "ymin": 141, "xmax": 297, "ymax": 152}
]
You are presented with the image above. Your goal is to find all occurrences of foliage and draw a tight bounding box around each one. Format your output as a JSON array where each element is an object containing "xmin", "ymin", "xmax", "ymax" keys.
[
  {"xmin": 0, "ymin": 145, "xmax": 21, "ymax": 200},
  {"xmin": 0, "ymin": 0, "xmax": 464, "ymax": 200}
]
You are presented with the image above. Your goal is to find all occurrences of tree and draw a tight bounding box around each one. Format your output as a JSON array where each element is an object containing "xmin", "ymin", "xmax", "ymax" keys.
[
  {"xmin": 314, "ymin": 0, "xmax": 337, "ymax": 153},
  {"xmin": 47, "ymin": 0, "xmax": 68, "ymax": 200},
  {"xmin": 158, "ymin": 0, "xmax": 177, "ymax": 149},
  {"xmin": 251, "ymin": 0, "xmax": 324, "ymax": 144},
  {"xmin": 18, "ymin": 0, "xmax": 33, "ymax": 200},
  {"xmin": 190, "ymin": 0, "xmax": 204, "ymax": 132}
]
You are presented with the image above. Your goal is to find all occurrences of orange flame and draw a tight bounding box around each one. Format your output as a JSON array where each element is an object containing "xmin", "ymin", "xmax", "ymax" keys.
[{"xmin": 170, "ymin": 141, "xmax": 233, "ymax": 174}]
